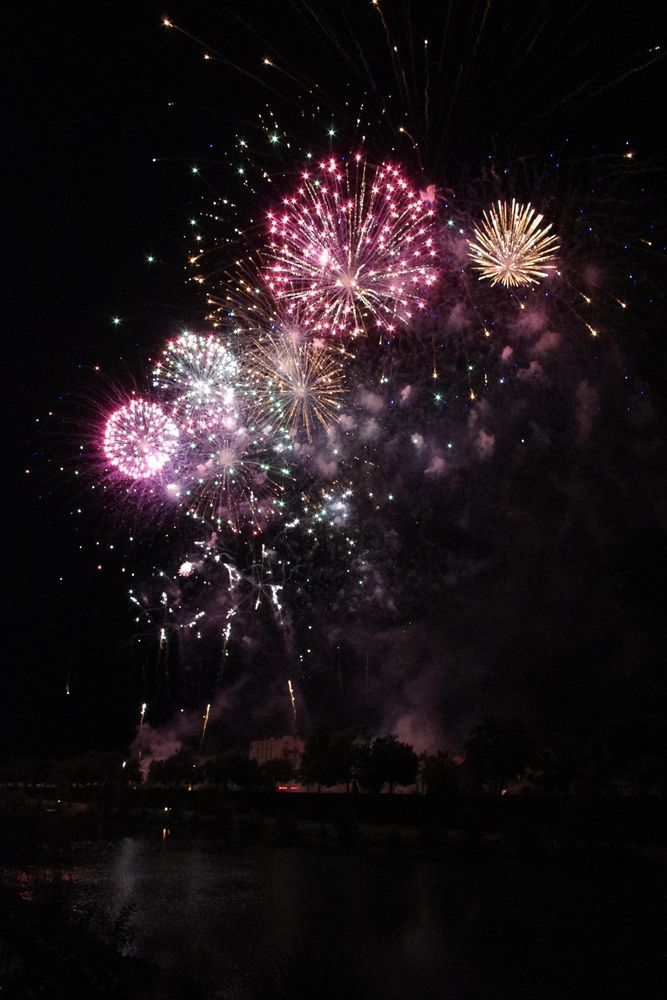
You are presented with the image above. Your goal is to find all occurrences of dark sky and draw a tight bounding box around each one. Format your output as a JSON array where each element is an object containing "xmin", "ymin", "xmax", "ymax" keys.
[{"xmin": 4, "ymin": 3, "xmax": 666, "ymax": 757}]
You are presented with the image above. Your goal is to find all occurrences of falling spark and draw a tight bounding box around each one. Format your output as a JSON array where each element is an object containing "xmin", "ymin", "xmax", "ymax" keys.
[
  {"xmin": 138, "ymin": 702, "xmax": 147, "ymax": 761},
  {"xmin": 288, "ymin": 679, "xmax": 297, "ymax": 728},
  {"xmin": 200, "ymin": 702, "xmax": 211, "ymax": 747}
]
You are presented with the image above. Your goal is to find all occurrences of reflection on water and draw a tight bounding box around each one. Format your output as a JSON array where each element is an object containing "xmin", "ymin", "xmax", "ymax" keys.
[{"xmin": 2, "ymin": 837, "xmax": 664, "ymax": 999}]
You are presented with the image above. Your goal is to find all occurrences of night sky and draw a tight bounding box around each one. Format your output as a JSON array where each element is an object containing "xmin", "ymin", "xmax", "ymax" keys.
[{"xmin": 5, "ymin": 3, "xmax": 666, "ymax": 759}]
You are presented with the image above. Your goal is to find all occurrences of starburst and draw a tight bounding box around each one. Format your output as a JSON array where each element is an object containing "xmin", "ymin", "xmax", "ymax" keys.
[
  {"xmin": 103, "ymin": 399, "xmax": 179, "ymax": 479},
  {"xmin": 153, "ymin": 331, "xmax": 242, "ymax": 429},
  {"xmin": 248, "ymin": 333, "xmax": 348, "ymax": 440},
  {"xmin": 468, "ymin": 200, "xmax": 559, "ymax": 287},
  {"xmin": 264, "ymin": 157, "xmax": 437, "ymax": 336}
]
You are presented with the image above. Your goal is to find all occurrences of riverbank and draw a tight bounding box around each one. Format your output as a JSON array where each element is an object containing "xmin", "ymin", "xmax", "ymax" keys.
[{"xmin": 2, "ymin": 786, "xmax": 665, "ymax": 867}]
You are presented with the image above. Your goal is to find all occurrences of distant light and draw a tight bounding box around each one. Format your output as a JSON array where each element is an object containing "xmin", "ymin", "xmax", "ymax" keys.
[{"xmin": 112, "ymin": 317, "xmax": 122, "ymax": 326}]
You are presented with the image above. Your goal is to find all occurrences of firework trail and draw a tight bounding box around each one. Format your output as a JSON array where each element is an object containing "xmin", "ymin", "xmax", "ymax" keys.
[
  {"xmin": 200, "ymin": 702, "xmax": 211, "ymax": 747},
  {"xmin": 288, "ymin": 678, "xmax": 297, "ymax": 730},
  {"xmin": 138, "ymin": 702, "xmax": 147, "ymax": 759}
]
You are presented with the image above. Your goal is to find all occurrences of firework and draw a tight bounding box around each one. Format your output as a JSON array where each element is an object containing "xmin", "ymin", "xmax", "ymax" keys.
[
  {"xmin": 153, "ymin": 331, "xmax": 242, "ymax": 428},
  {"xmin": 175, "ymin": 418, "xmax": 293, "ymax": 530},
  {"xmin": 104, "ymin": 399, "xmax": 179, "ymax": 479},
  {"xmin": 468, "ymin": 200, "xmax": 559, "ymax": 287},
  {"xmin": 248, "ymin": 333, "xmax": 348, "ymax": 440},
  {"xmin": 200, "ymin": 702, "xmax": 211, "ymax": 746},
  {"xmin": 264, "ymin": 157, "xmax": 437, "ymax": 336},
  {"xmin": 288, "ymin": 679, "xmax": 297, "ymax": 728},
  {"xmin": 138, "ymin": 702, "xmax": 147, "ymax": 760}
]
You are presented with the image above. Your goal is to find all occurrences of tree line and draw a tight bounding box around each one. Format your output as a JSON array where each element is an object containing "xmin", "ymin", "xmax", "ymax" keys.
[{"xmin": 2, "ymin": 716, "xmax": 665, "ymax": 796}]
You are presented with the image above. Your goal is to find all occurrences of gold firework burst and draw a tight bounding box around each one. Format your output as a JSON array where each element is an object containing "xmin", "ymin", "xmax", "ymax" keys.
[
  {"xmin": 248, "ymin": 334, "xmax": 349, "ymax": 441},
  {"xmin": 468, "ymin": 200, "xmax": 559, "ymax": 287}
]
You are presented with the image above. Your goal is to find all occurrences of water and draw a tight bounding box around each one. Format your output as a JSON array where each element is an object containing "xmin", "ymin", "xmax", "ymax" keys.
[{"xmin": 3, "ymin": 837, "xmax": 665, "ymax": 999}]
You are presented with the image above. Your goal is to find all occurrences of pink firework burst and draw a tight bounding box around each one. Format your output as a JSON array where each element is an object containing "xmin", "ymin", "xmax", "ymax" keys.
[
  {"xmin": 264, "ymin": 156, "xmax": 437, "ymax": 337},
  {"xmin": 104, "ymin": 399, "xmax": 180, "ymax": 479}
]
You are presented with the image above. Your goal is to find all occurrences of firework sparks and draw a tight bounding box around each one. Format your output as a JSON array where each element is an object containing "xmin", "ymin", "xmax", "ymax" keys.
[
  {"xmin": 176, "ymin": 420, "xmax": 292, "ymax": 530},
  {"xmin": 468, "ymin": 200, "xmax": 559, "ymax": 287},
  {"xmin": 288, "ymin": 678, "xmax": 297, "ymax": 728},
  {"xmin": 264, "ymin": 157, "xmax": 437, "ymax": 336},
  {"xmin": 104, "ymin": 399, "xmax": 179, "ymax": 478},
  {"xmin": 153, "ymin": 331, "xmax": 242, "ymax": 429},
  {"xmin": 248, "ymin": 333, "xmax": 348, "ymax": 440},
  {"xmin": 200, "ymin": 702, "xmax": 211, "ymax": 746},
  {"xmin": 138, "ymin": 702, "xmax": 147, "ymax": 760},
  {"xmin": 100, "ymin": 328, "xmax": 298, "ymax": 531}
]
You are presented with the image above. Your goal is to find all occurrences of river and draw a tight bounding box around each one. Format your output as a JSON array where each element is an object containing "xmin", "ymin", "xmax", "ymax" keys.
[{"xmin": 2, "ymin": 836, "xmax": 664, "ymax": 998}]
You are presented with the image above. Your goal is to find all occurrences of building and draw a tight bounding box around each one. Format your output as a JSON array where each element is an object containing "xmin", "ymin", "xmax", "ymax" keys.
[{"xmin": 249, "ymin": 735, "xmax": 304, "ymax": 770}]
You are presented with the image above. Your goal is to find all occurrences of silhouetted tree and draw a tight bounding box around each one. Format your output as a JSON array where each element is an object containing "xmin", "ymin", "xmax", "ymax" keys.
[
  {"xmin": 331, "ymin": 728, "xmax": 366, "ymax": 792},
  {"xmin": 53, "ymin": 752, "xmax": 126, "ymax": 790},
  {"xmin": 228, "ymin": 752, "xmax": 259, "ymax": 789},
  {"xmin": 202, "ymin": 752, "xmax": 260, "ymax": 790},
  {"xmin": 465, "ymin": 719, "xmax": 534, "ymax": 793},
  {"xmin": 148, "ymin": 749, "xmax": 198, "ymax": 788},
  {"xmin": 374, "ymin": 734, "xmax": 419, "ymax": 793},
  {"xmin": 420, "ymin": 751, "xmax": 460, "ymax": 796},
  {"xmin": 357, "ymin": 735, "xmax": 418, "ymax": 793},
  {"xmin": 258, "ymin": 758, "xmax": 294, "ymax": 789},
  {"xmin": 0, "ymin": 756, "xmax": 54, "ymax": 785},
  {"xmin": 354, "ymin": 741, "xmax": 383, "ymax": 793},
  {"xmin": 299, "ymin": 725, "xmax": 343, "ymax": 791}
]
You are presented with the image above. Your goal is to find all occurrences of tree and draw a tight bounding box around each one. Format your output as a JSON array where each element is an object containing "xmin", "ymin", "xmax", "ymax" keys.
[
  {"xmin": 464, "ymin": 718, "xmax": 534, "ymax": 793},
  {"xmin": 299, "ymin": 725, "xmax": 343, "ymax": 791},
  {"xmin": 202, "ymin": 754, "xmax": 230, "ymax": 788},
  {"xmin": 148, "ymin": 749, "xmax": 198, "ymax": 788},
  {"xmin": 357, "ymin": 735, "xmax": 419, "ymax": 793},
  {"xmin": 420, "ymin": 751, "xmax": 460, "ymax": 797},
  {"xmin": 330, "ymin": 728, "xmax": 365, "ymax": 792},
  {"xmin": 226, "ymin": 752, "xmax": 259, "ymax": 790},
  {"xmin": 258, "ymin": 758, "xmax": 294, "ymax": 789},
  {"xmin": 53, "ymin": 752, "xmax": 121, "ymax": 789},
  {"xmin": 354, "ymin": 740, "xmax": 383, "ymax": 793},
  {"xmin": 203, "ymin": 752, "xmax": 259, "ymax": 789},
  {"xmin": 374, "ymin": 734, "xmax": 419, "ymax": 793}
]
